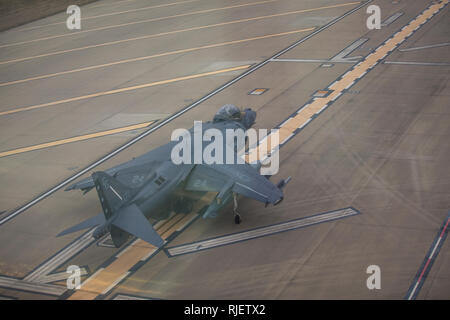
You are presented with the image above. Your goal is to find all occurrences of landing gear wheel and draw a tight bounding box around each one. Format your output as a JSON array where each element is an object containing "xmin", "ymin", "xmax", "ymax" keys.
[{"xmin": 234, "ymin": 214, "xmax": 241, "ymax": 224}]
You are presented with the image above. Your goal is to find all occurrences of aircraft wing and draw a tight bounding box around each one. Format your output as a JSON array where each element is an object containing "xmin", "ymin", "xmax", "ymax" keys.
[
  {"xmin": 185, "ymin": 163, "xmax": 284, "ymax": 205},
  {"xmin": 65, "ymin": 141, "xmax": 176, "ymax": 192}
]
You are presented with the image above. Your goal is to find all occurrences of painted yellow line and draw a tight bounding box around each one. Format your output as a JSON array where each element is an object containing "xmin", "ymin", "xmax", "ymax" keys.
[
  {"xmin": 66, "ymin": 1, "xmax": 448, "ymax": 300},
  {"xmin": 0, "ymin": 121, "xmax": 154, "ymax": 158},
  {"xmin": 68, "ymin": 191, "xmax": 216, "ymax": 300},
  {"xmin": 20, "ymin": 0, "xmax": 204, "ymax": 31},
  {"xmin": 247, "ymin": 0, "xmax": 449, "ymax": 162},
  {"xmin": 68, "ymin": 212, "xmax": 198, "ymax": 299},
  {"xmin": 0, "ymin": 65, "xmax": 250, "ymax": 117},
  {"xmin": 0, "ymin": 0, "xmax": 278, "ymax": 48},
  {"xmin": 0, "ymin": 28, "xmax": 313, "ymax": 87},
  {"xmin": 0, "ymin": 2, "xmax": 359, "ymax": 65}
]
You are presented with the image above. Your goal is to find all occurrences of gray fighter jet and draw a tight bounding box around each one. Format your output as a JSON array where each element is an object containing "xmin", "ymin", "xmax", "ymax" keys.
[{"xmin": 58, "ymin": 105, "xmax": 290, "ymax": 248}]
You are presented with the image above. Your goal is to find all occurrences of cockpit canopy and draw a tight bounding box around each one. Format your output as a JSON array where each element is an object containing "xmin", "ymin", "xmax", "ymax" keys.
[
  {"xmin": 213, "ymin": 104, "xmax": 241, "ymax": 122},
  {"xmin": 213, "ymin": 104, "xmax": 256, "ymax": 129}
]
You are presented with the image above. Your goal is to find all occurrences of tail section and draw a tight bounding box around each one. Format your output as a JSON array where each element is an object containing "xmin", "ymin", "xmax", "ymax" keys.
[
  {"xmin": 58, "ymin": 172, "xmax": 164, "ymax": 248},
  {"xmin": 92, "ymin": 171, "xmax": 133, "ymax": 218},
  {"xmin": 57, "ymin": 213, "xmax": 105, "ymax": 237},
  {"xmin": 111, "ymin": 204, "xmax": 165, "ymax": 248}
]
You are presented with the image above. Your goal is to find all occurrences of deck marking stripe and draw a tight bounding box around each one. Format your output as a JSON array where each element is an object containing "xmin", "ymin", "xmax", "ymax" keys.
[
  {"xmin": 36, "ymin": 268, "xmax": 89, "ymax": 284},
  {"xmin": 19, "ymin": 0, "xmax": 204, "ymax": 31},
  {"xmin": 331, "ymin": 38, "xmax": 368, "ymax": 61},
  {"xmin": 0, "ymin": 66, "xmax": 250, "ymax": 117},
  {"xmin": 398, "ymin": 42, "xmax": 450, "ymax": 52},
  {"xmin": 270, "ymin": 58, "xmax": 359, "ymax": 64},
  {"xmin": 0, "ymin": 121, "xmax": 154, "ymax": 158},
  {"xmin": 246, "ymin": 0, "xmax": 448, "ymax": 162},
  {"xmin": 0, "ymin": 1, "xmax": 370, "ymax": 228},
  {"xmin": 405, "ymin": 212, "xmax": 450, "ymax": 300},
  {"xmin": 0, "ymin": 1, "xmax": 359, "ymax": 59},
  {"xmin": 0, "ymin": 28, "xmax": 313, "ymax": 87},
  {"xmin": 0, "ymin": 276, "xmax": 66, "ymax": 296},
  {"xmin": 101, "ymin": 272, "xmax": 130, "ymax": 295},
  {"xmin": 383, "ymin": 61, "xmax": 450, "ymax": 66},
  {"xmin": 24, "ymin": 229, "xmax": 96, "ymax": 283},
  {"xmin": 381, "ymin": 12, "xmax": 404, "ymax": 27},
  {"xmin": 112, "ymin": 293, "xmax": 151, "ymax": 300},
  {"xmin": 165, "ymin": 208, "xmax": 360, "ymax": 256},
  {"xmin": 2, "ymin": 0, "xmax": 278, "ymax": 47},
  {"xmin": 68, "ymin": 212, "xmax": 198, "ymax": 299}
]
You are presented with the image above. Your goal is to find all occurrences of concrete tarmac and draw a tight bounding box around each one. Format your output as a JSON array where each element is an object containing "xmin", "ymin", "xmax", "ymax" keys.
[{"xmin": 0, "ymin": 0, "xmax": 448, "ymax": 299}]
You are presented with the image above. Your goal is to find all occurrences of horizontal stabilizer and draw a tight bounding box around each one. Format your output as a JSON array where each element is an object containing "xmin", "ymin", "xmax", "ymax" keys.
[
  {"xmin": 57, "ymin": 213, "xmax": 105, "ymax": 237},
  {"xmin": 112, "ymin": 204, "xmax": 164, "ymax": 248}
]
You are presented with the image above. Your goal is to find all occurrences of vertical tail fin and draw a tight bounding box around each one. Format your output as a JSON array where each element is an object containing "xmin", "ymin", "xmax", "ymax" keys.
[
  {"xmin": 92, "ymin": 171, "xmax": 133, "ymax": 218},
  {"xmin": 112, "ymin": 204, "xmax": 165, "ymax": 248},
  {"xmin": 58, "ymin": 172, "xmax": 163, "ymax": 248},
  {"xmin": 91, "ymin": 171, "xmax": 137, "ymax": 247},
  {"xmin": 92, "ymin": 172, "xmax": 164, "ymax": 248}
]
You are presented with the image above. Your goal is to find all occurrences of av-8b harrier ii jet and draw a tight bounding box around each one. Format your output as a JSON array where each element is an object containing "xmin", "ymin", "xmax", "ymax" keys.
[{"xmin": 58, "ymin": 105, "xmax": 291, "ymax": 248}]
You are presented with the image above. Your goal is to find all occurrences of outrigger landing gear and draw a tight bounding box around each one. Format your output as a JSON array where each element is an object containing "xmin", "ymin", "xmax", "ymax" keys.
[{"xmin": 233, "ymin": 193, "xmax": 241, "ymax": 224}]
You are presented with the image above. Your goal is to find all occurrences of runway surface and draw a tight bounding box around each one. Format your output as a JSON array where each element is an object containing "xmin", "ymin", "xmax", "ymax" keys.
[{"xmin": 0, "ymin": 0, "xmax": 449, "ymax": 299}]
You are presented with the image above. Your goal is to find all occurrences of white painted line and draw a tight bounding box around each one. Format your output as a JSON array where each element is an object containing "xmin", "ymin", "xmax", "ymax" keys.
[
  {"xmin": 0, "ymin": 276, "xmax": 66, "ymax": 296},
  {"xmin": 299, "ymin": 118, "xmax": 312, "ymax": 129},
  {"xmin": 279, "ymin": 117, "xmax": 293, "ymax": 128},
  {"xmin": 116, "ymin": 239, "xmax": 140, "ymax": 258},
  {"xmin": 271, "ymin": 58, "xmax": 357, "ymax": 64},
  {"xmin": 331, "ymin": 38, "xmax": 368, "ymax": 61},
  {"xmin": 384, "ymin": 61, "xmax": 450, "ymax": 66},
  {"xmin": 316, "ymin": 104, "xmax": 329, "ymax": 114},
  {"xmin": 24, "ymin": 229, "xmax": 95, "ymax": 282},
  {"xmin": 140, "ymin": 248, "xmax": 158, "ymax": 261},
  {"xmin": 358, "ymin": 70, "xmax": 368, "ymax": 78},
  {"xmin": 110, "ymin": 186, "xmax": 123, "ymax": 201},
  {"xmin": 428, "ymin": 237, "xmax": 442, "ymax": 259},
  {"xmin": 330, "ymin": 92, "xmax": 343, "ymax": 101},
  {"xmin": 80, "ymin": 268, "xmax": 104, "ymax": 289},
  {"xmin": 408, "ymin": 282, "xmax": 420, "ymax": 300},
  {"xmin": 399, "ymin": 42, "xmax": 450, "ymax": 52},
  {"xmin": 37, "ymin": 268, "xmax": 88, "ymax": 284},
  {"xmin": 102, "ymin": 272, "xmax": 130, "ymax": 295},
  {"xmin": 113, "ymin": 294, "xmax": 149, "ymax": 300},
  {"xmin": 167, "ymin": 208, "xmax": 359, "ymax": 256},
  {"xmin": 280, "ymin": 133, "xmax": 295, "ymax": 145},
  {"xmin": 344, "ymin": 81, "xmax": 354, "ymax": 90},
  {"xmin": 297, "ymin": 103, "xmax": 310, "ymax": 114},
  {"xmin": 381, "ymin": 12, "xmax": 404, "ymax": 27}
]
